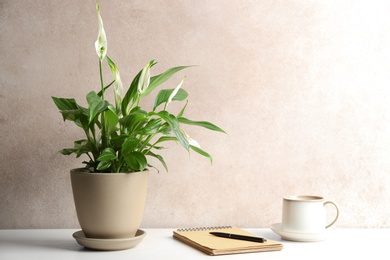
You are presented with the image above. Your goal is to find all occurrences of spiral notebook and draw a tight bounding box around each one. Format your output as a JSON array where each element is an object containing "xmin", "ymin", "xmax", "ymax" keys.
[{"xmin": 173, "ymin": 226, "xmax": 283, "ymax": 256}]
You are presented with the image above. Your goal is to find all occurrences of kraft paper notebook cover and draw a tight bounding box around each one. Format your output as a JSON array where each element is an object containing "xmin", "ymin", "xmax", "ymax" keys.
[{"xmin": 173, "ymin": 226, "xmax": 283, "ymax": 256}]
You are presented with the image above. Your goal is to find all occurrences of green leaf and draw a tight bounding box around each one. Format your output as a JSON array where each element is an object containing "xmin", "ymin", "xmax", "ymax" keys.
[
  {"xmin": 119, "ymin": 112, "xmax": 148, "ymax": 133},
  {"xmin": 177, "ymin": 100, "xmax": 188, "ymax": 118},
  {"xmin": 73, "ymin": 139, "xmax": 94, "ymax": 158},
  {"xmin": 119, "ymin": 112, "xmax": 147, "ymax": 127},
  {"xmin": 96, "ymin": 161, "xmax": 111, "ymax": 171},
  {"xmin": 122, "ymin": 137, "xmax": 140, "ymax": 153},
  {"xmin": 59, "ymin": 148, "xmax": 76, "ymax": 155},
  {"xmin": 146, "ymin": 164, "xmax": 160, "ymax": 173},
  {"xmin": 153, "ymin": 88, "xmax": 188, "ymax": 111},
  {"xmin": 178, "ymin": 117, "xmax": 226, "ymax": 133},
  {"xmin": 52, "ymin": 97, "xmax": 79, "ymax": 111},
  {"xmin": 141, "ymin": 65, "xmax": 193, "ymax": 98},
  {"xmin": 151, "ymin": 111, "xmax": 189, "ymax": 150},
  {"xmin": 145, "ymin": 144, "xmax": 164, "ymax": 150},
  {"xmin": 52, "ymin": 97, "xmax": 81, "ymax": 121},
  {"xmin": 97, "ymin": 79, "xmax": 115, "ymax": 97},
  {"xmin": 111, "ymin": 134, "xmax": 127, "ymax": 150},
  {"xmin": 154, "ymin": 136, "xmax": 178, "ymax": 144},
  {"xmin": 146, "ymin": 151, "xmax": 168, "ymax": 172},
  {"xmin": 76, "ymin": 113, "xmax": 90, "ymax": 133},
  {"xmin": 190, "ymin": 145, "xmax": 213, "ymax": 164},
  {"xmin": 139, "ymin": 118, "xmax": 163, "ymax": 135},
  {"xmin": 97, "ymin": 148, "xmax": 116, "ymax": 162},
  {"xmin": 159, "ymin": 124, "xmax": 172, "ymax": 135},
  {"xmin": 123, "ymin": 151, "xmax": 147, "ymax": 171},
  {"xmin": 86, "ymin": 91, "xmax": 109, "ymax": 124},
  {"xmin": 121, "ymin": 69, "xmax": 142, "ymax": 116},
  {"xmin": 58, "ymin": 109, "xmax": 81, "ymax": 122},
  {"xmin": 104, "ymin": 106, "xmax": 119, "ymax": 134}
]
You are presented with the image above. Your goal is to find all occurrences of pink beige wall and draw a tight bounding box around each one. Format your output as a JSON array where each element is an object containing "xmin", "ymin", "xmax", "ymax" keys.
[{"xmin": 1, "ymin": 0, "xmax": 390, "ymax": 229}]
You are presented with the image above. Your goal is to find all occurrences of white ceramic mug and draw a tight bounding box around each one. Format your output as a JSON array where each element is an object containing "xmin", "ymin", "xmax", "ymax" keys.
[{"xmin": 282, "ymin": 195, "xmax": 339, "ymax": 233}]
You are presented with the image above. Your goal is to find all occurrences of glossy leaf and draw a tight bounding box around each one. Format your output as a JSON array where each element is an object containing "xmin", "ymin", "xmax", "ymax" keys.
[
  {"xmin": 104, "ymin": 107, "xmax": 119, "ymax": 134},
  {"xmin": 123, "ymin": 151, "xmax": 147, "ymax": 171},
  {"xmin": 96, "ymin": 161, "xmax": 111, "ymax": 171},
  {"xmin": 97, "ymin": 148, "xmax": 116, "ymax": 162},
  {"xmin": 97, "ymin": 79, "xmax": 115, "ymax": 97},
  {"xmin": 154, "ymin": 136, "xmax": 178, "ymax": 144},
  {"xmin": 141, "ymin": 66, "xmax": 192, "ymax": 98},
  {"xmin": 153, "ymin": 88, "xmax": 188, "ymax": 111},
  {"xmin": 52, "ymin": 97, "xmax": 78, "ymax": 111},
  {"xmin": 58, "ymin": 109, "xmax": 79, "ymax": 121},
  {"xmin": 52, "ymin": 97, "xmax": 82, "ymax": 122},
  {"xmin": 73, "ymin": 139, "xmax": 94, "ymax": 158},
  {"xmin": 59, "ymin": 148, "xmax": 76, "ymax": 155},
  {"xmin": 152, "ymin": 111, "xmax": 189, "ymax": 150},
  {"xmin": 121, "ymin": 69, "xmax": 142, "ymax": 116},
  {"xmin": 139, "ymin": 118, "xmax": 162, "ymax": 135},
  {"xmin": 122, "ymin": 137, "xmax": 140, "ymax": 153},
  {"xmin": 190, "ymin": 145, "xmax": 213, "ymax": 164},
  {"xmin": 86, "ymin": 91, "xmax": 109, "ymax": 124},
  {"xmin": 178, "ymin": 117, "xmax": 226, "ymax": 133},
  {"xmin": 146, "ymin": 151, "xmax": 168, "ymax": 172},
  {"xmin": 177, "ymin": 100, "xmax": 188, "ymax": 118},
  {"xmin": 111, "ymin": 134, "xmax": 127, "ymax": 150},
  {"xmin": 119, "ymin": 112, "xmax": 148, "ymax": 134}
]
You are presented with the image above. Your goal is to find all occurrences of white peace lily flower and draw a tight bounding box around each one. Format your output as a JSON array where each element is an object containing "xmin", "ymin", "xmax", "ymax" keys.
[
  {"xmin": 114, "ymin": 75, "xmax": 123, "ymax": 109},
  {"xmin": 95, "ymin": 2, "xmax": 107, "ymax": 61},
  {"xmin": 188, "ymin": 138, "xmax": 201, "ymax": 148},
  {"xmin": 165, "ymin": 77, "xmax": 186, "ymax": 110},
  {"xmin": 180, "ymin": 128, "xmax": 201, "ymax": 148},
  {"xmin": 107, "ymin": 56, "xmax": 123, "ymax": 111},
  {"xmin": 137, "ymin": 62, "xmax": 151, "ymax": 94}
]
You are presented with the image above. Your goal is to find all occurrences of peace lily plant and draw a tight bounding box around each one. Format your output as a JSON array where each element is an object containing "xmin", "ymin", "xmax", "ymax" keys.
[{"xmin": 52, "ymin": 1, "xmax": 225, "ymax": 174}]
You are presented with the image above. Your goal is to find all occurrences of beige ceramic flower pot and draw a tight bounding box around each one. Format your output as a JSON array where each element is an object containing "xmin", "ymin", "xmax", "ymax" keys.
[{"xmin": 70, "ymin": 168, "xmax": 149, "ymax": 239}]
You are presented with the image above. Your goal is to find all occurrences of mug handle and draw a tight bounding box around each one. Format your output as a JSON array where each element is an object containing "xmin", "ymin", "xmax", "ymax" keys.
[{"xmin": 324, "ymin": 201, "xmax": 339, "ymax": 229}]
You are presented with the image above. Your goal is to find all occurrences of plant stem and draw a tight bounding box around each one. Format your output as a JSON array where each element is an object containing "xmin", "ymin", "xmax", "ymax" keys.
[
  {"xmin": 87, "ymin": 153, "xmax": 94, "ymax": 162},
  {"xmin": 99, "ymin": 59, "xmax": 105, "ymax": 100},
  {"xmin": 99, "ymin": 59, "xmax": 107, "ymax": 151},
  {"xmin": 142, "ymin": 134, "xmax": 156, "ymax": 153}
]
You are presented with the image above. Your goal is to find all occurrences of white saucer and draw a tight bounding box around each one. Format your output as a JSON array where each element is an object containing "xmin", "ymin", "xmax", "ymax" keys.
[
  {"xmin": 73, "ymin": 229, "xmax": 146, "ymax": 250},
  {"xmin": 269, "ymin": 223, "xmax": 326, "ymax": 242}
]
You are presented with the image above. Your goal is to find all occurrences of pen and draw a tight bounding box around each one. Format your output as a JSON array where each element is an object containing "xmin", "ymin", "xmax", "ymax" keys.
[{"xmin": 209, "ymin": 232, "xmax": 267, "ymax": 243}]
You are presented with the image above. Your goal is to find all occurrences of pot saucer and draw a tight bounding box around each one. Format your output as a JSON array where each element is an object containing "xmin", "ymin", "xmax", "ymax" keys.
[
  {"xmin": 269, "ymin": 223, "xmax": 326, "ymax": 242},
  {"xmin": 73, "ymin": 229, "xmax": 146, "ymax": 250}
]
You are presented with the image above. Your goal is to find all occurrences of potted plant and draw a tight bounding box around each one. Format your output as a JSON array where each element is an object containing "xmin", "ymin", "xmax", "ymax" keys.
[{"xmin": 52, "ymin": 1, "xmax": 225, "ymax": 250}]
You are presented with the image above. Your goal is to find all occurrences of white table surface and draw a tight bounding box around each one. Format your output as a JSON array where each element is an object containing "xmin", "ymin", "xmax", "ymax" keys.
[{"xmin": 0, "ymin": 228, "xmax": 388, "ymax": 259}]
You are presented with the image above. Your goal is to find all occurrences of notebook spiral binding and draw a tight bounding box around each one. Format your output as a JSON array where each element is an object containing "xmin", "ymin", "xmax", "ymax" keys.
[{"xmin": 177, "ymin": 226, "xmax": 232, "ymax": 232}]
